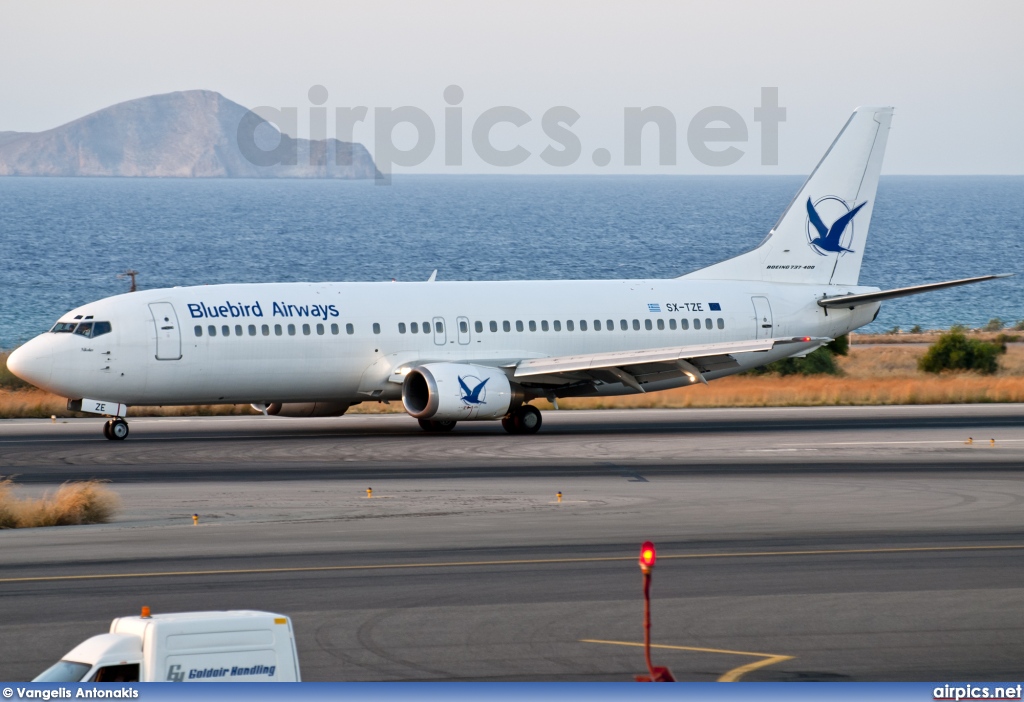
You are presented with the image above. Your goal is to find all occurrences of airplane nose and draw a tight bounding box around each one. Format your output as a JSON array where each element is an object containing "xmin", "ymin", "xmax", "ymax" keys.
[{"xmin": 7, "ymin": 339, "xmax": 54, "ymax": 388}]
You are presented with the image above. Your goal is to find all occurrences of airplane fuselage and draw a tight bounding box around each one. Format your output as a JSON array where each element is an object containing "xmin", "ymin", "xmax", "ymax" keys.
[{"xmin": 12, "ymin": 278, "xmax": 880, "ymax": 407}]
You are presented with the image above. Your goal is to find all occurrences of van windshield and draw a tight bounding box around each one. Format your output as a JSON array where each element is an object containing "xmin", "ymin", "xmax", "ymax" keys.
[{"xmin": 33, "ymin": 660, "xmax": 91, "ymax": 682}]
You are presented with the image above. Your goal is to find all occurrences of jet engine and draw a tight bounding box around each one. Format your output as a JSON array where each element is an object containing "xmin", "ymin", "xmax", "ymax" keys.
[
  {"xmin": 402, "ymin": 363, "xmax": 522, "ymax": 421},
  {"xmin": 251, "ymin": 402, "xmax": 351, "ymax": 417}
]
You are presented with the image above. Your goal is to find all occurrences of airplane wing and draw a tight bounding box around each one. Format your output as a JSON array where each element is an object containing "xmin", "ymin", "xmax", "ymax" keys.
[
  {"xmin": 818, "ymin": 274, "xmax": 1012, "ymax": 309},
  {"xmin": 513, "ymin": 336, "xmax": 828, "ymax": 392}
]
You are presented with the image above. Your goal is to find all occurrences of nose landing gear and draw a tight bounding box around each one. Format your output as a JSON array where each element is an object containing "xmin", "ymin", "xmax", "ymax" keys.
[{"xmin": 103, "ymin": 418, "xmax": 129, "ymax": 441}]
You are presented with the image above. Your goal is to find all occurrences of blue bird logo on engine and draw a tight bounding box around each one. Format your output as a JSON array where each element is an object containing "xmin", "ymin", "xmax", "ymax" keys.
[
  {"xmin": 806, "ymin": 196, "xmax": 867, "ymax": 256},
  {"xmin": 458, "ymin": 375, "xmax": 489, "ymax": 405}
]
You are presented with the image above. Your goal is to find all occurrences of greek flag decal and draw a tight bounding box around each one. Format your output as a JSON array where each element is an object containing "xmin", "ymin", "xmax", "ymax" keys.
[{"xmin": 647, "ymin": 303, "xmax": 661, "ymax": 312}]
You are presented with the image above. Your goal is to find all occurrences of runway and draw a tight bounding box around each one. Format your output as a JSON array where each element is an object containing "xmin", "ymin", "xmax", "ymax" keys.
[{"xmin": 2, "ymin": 406, "xmax": 1024, "ymax": 681}]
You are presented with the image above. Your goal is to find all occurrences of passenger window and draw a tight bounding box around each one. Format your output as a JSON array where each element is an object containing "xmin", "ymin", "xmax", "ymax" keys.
[
  {"xmin": 74, "ymin": 322, "xmax": 94, "ymax": 337},
  {"xmin": 593, "ymin": 320, "xmax": 601, "ymax": 331},
  {"xmin": 529, "ymin": 321, "xmax": 537, "ymax": 332},
  {"xmin": 274, "ymin": 324, "xmax": 282, "ymax": 335},
  {"xmin": 620, "ymin": 320, "xmax": 628, "ymax": 331},
  {"xmin": 235, "ymin": 325, "xmax": 243, "ymax": 336},
  {"xmin": 475, "ymin": 321, "xmax": 483, "ymax": 333},
  {"xmin": 331, "ymin": 323, "xmax": 339, "ymax": 335},
  {"xmin": 398, "ymin": 322, "xmax": 406, "ymax": 334},
  {"xmin": 669, "ymin": 319, "xmax": 677, "ymax": 330},
  {"xmin": 541, "ymin": 320, "xmax": 549, "ymax": 332},
  {"xmin": 632, "ymin": 319, "xmax": 640, "ymax": 331},
  {"xmin": 490, "ymin": 321, "xmax": 498, "ymax": 332},
  {"xmin": 657, "ymin": 319, "xmax": 664, "ymax": 330},
  {"xmin": 262, "ymin": 324, "xmax": 270, "ymax": 336},
  {"xmin": 220, "ymin": 325, "xmax": 229, "ymax": 337},
  {"xmin": 373, "ymin": 323, "xmax": 381, "ymax": 334},
  {"xmin": 302, "ymin": 324, "xmax": 311, "ymax": 335},
  {"xmin": 578, "ymin": 320, "xmax": 586, "ymax": 331},
  {"xmin": 680, "ymin": 318, "xmax": 689, "ymax": 330},
  {"xmin": 644, "ymin": 319, "xmax": 652, "ymax": 331},
  {"xmin": 693, "ymin": 319, "xmax": 701, "ymax": 330},
  {"xmin": 554, "ymin": 320, "xmax": 562, "ymax": 331},
  {"xmin": 316, "ymin": 323, "xmax": 324, "ymax": 335},
  {"xmin": 503, "ymin": 321, "xmax": 511, "ymax": 332},
  {"xmin": 717, "ymin": 318, "xmax": 725, "ymax": 329},
  {"xmin": 516, "ymin": 321, "xmax": 524, "ymax": 332},
  {"xmin": 410, "ymin": 322, "xmax": 418, "ymax": 334},
  {"xmin": 249, "ymin": 324, "xmax": 257, "ymax": 336},
  {"xmin": 606, "ymin": 319, "xmax": 614, "ymax": 330},
  {"xmin": 705, "ymin": 317, "xmax": 712, "ymax": 329},
  {"xmin": 460, "ymin": 320, "xmax": 468, "ymax": 333},
  {"xmin": 208, "ymin": 325, "xmax": 217, "ymax": 337},
  {"xmin": 194, "ymin": 325, "xmax": 202, "ymax": 337},
  {"xmin": 434, "ymin": 321, "xmax": 442, "ymax": 333},
  {"xmin": 346, "ymin": 323, "xmax": 355, "ymax": 335},
  {"xmin": 287, "ymin": 324, "xmax": 296, "ymax": 336}
]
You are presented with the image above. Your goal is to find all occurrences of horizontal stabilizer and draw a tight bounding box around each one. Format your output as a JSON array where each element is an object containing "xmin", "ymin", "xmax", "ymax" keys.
[{"xmin": 817, "ymin": 274, "xmax": 1012, "ymax": 309}]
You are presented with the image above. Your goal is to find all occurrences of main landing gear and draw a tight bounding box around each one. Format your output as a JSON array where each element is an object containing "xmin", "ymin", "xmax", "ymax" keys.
[
  {"xmin": 418, "ymin": 418, "xmax": 457, "ymax": 432},
  {"xmin": 102, "ymin": 418, "xmax": 129, "ymax": 441},
  {"xmin": 502, "ymin": 404, "xmax": 542, "ymax": 435}
]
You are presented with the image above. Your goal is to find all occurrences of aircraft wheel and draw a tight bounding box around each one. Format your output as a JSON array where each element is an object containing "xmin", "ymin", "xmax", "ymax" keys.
[
  {"xmin": 102, "ymin": 420, "xmax": 113, "ymax": 440},
  {"xmin": 501, "ymin": 416, "xmax": 517, "ymax": 434},
  {"xmin": 512, "ymin": 405, "xmax": 542, "ymax": 434},
  {"xmin": 109, "ymin": 418, "xmax": 129, "ymax": 440},
  {"xmin": 418, "ymin": 418, "xmax": 456, "ymax": 433}
]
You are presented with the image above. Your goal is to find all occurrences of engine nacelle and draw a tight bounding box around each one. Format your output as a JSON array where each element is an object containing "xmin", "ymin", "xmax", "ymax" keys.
[
  {"xmin": 252, "ymin": 402, "xmax": 351, "ymax": 417},
  {"xmin": 402, "ymin": 363, "xmax": 521, "ymax": 421}
]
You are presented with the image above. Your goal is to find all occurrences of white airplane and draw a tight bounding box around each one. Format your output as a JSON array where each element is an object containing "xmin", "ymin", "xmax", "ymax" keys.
[{"xmin": 7, "ymin": 106, "xmax": 1008, "ymax": 440}]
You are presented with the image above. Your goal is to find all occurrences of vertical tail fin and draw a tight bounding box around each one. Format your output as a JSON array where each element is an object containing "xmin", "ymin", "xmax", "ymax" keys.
[{"xmin": 684, "ymin": 106, "xmax": 893, "ymax": 285}]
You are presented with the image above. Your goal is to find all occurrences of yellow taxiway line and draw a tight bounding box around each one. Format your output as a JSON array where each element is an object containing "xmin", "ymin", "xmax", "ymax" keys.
[
  {"xmin": 580, "ymin": 638, "xmax": 794, "ymax": 682},
  {"xmin": 2, "ymin": 543, "xmax": 1022, "ymax": 585}
]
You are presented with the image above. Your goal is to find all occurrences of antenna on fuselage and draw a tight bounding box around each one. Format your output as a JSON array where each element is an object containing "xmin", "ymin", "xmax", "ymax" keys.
[
  {"xmin": 427, "ymin": 269, "xmax": 437, "ymax": 282},
  {"xmin": 118, "ymin": 269, "xmax": 139, "ymax": 292}
]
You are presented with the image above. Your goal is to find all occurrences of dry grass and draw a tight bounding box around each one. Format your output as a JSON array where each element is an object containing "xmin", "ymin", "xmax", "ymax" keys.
[
  {"xmin": 4, "ymin": 345, "xmax": 1024, "ymax": 416},
  {"xmin": 0, "ymin": 477, "xmax": 120, "ymax": 528}
]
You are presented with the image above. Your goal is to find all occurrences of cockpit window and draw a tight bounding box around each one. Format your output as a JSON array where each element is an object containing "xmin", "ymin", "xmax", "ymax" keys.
[
  {"xmin": 51, "ymin": 322, "xmax": 78, "ymax": 333},
  {"xmin": 68, "ymin": 322, "xmax": 112, "ymax": 339}
]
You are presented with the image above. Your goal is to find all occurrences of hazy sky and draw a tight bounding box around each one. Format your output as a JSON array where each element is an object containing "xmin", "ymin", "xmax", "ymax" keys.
[{"xmin": 1, "ymin": 0, "xmax": 1021, "ymax": 174}]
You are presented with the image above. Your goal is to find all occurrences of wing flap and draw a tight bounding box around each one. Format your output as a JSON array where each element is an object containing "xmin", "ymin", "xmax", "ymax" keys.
[{"xmin": 513, "ymin": 337, "xmax": 825, "ymax": 378}]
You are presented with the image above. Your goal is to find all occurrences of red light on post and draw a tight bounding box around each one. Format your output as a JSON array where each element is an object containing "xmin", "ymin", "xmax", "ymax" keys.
[{"xmin": 639, "ymin": 541, "xmax": 656, "ymax": 574}]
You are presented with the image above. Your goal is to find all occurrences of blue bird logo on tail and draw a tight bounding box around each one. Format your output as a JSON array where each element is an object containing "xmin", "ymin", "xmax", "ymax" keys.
[
  {"xmin": 806, "ymin": 196, "xmax": 867, "ymax": 256},
  {"xmin": 458, "ymin": 375, "xmax": 489, "ymax": 405}
]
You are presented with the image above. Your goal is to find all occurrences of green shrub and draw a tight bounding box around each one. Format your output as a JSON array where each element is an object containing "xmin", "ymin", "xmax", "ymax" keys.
[
  {"xmin": 910, "ymin": 325, "xmax": 922, "ymax": 334},
  {"xmin": 750, "ymin": 335, "xmax": 846, "ymax": 376},
  {"xmin": 918, "ymin": 330, "xmax": 1005, "ymax": 375},
  {"xmin": 984, "ymin": 318, "xmax": 1005, "ymax": 332}
]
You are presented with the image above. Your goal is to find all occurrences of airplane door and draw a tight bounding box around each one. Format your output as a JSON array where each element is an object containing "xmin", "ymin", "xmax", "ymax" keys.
[
  {"xmin": 751, "ymin": 296, "xmax": 774, "ymax": 339},
  {"xmin": 432, "ymin": 316, "xmax": 446, "ymax": 345},
  {"xmin": 149, "ymin": 302, "xmax": 182, "ymax": 360},
  {"xmin": 456, "ymin": 316, "xmax": 471, "ymax": 345}
]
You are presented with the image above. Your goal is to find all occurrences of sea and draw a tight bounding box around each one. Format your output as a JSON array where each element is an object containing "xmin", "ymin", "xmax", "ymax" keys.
[{"xmin": 1, "ymin": 175, "xmax": 1022, "ymax": 347}]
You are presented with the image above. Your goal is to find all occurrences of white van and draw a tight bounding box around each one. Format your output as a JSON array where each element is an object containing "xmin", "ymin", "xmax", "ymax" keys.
[{"xmin": 33, "ymin": 609, "xmax": 301, "ymax": 682}]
